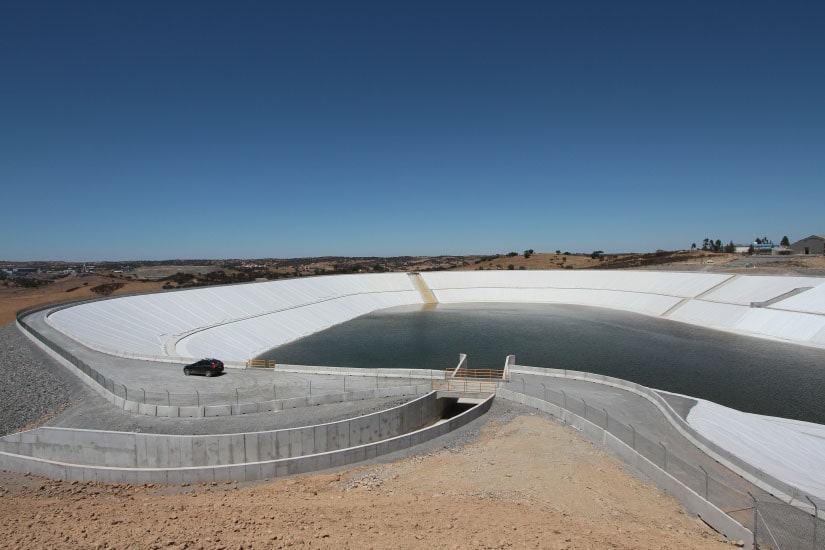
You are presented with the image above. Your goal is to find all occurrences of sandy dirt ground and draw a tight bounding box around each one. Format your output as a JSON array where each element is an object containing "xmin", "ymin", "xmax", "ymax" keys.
[{"xmin": 0, "ymin": 415, "xmax": 738, "ymax": 549}]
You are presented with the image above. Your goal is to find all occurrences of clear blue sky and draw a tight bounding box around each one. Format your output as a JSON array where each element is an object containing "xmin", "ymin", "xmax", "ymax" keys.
[{"xmin": 2, "ymin": 1, "xmax": 823, "ymax": 261}]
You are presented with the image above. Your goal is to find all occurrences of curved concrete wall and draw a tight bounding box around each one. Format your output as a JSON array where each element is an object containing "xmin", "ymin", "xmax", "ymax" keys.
[
  {"xmin": 0, "ymin": 393, "xmax": 493, "ymax": 484},
  {"xmin": 43, "ymin": 271, "xmax": 825, "ymax": 363}
]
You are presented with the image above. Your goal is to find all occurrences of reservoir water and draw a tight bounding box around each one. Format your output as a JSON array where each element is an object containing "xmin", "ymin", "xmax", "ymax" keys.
[{"xmin": 261, "ymin": 303, "xmax": 825, "ymax": 424}]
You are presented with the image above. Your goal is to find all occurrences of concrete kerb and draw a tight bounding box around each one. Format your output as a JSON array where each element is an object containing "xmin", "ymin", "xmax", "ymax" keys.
[
  {"xmin": 0, "ymin": 393, "xmax": 494, "ymax": 484},
  {"xmin": 510, "ymin": 365, "xmax": 817, "ymax": 516},
  {"xmin": 274, "ymin": 364, "xmax": 446, "ymax": 380},
  {"xmin": 496, "ymin": 386, "xmax": 752, "ymax": 543}
]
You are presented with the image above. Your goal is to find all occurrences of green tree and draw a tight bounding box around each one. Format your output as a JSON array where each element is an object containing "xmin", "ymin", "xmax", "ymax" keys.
[
  {"xmin": 781, "ymin": 236, "xmax": 790, "ymax": 247},
  {"xmin": 90, "ymin": 283, "xmax": 125, "ymax": 296}
]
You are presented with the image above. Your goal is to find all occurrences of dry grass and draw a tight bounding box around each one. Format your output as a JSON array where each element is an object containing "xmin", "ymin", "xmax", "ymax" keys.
[{"xmin": 0, "ymin": 273, "xmax": 166, "ymax": 326}]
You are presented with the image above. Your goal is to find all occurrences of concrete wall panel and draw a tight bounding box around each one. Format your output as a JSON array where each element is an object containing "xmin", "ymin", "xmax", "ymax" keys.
[
  {"xmin": 313, "ymin": 424, "xmax": 328, "ymax": 454},
  {"xmin": 178, "ymin": 437, "xmax": 194, "ymax": 468},
  {"xmin": 260, "ymin": 461, "xmax": 277, "ymax": 480},
  {"xmin": 243, "ymin": 433, "xmax": 259, "ymax": 463},
  {"xmin": 204, "ymin": 405, "xmax": 232, "ymax": 417},
  {"xmin": 0, "ymin": 394, "xmax": 493, "ymax": 489},
  {"xmin": 288, "ymin": 429, "xmax": 303, "ymax": 457}
]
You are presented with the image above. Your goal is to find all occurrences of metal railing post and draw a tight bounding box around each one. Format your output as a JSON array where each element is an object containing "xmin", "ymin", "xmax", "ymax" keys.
[
  {"xmin": 659, "ymin": 442, "xmax": 667, "ymax": 470},
  {"xmin": 141, "ymin": 387, "xmax": 145, "ymax": 404},
  {"xmin": 343, "ymin": 376, "xmax": 346, "ymax": 392},
  {"xmin": 196, "ymin": 390, "xmax": 200, "ymax": 407},
  {"xmin": 166, "ymin": 389, "xmax": 170, "ymax": 407},
  {"xmin": 699, "ymin": 466, "xmax": 709, "ymax": 500},
  {"xmin": 602, "ymin": 408, "xmax": 609, "ymax": 430},
  {"xmin": 273, "ymin": 383, "xmax": 277, "ymax": 401},
  {"xmin": 560, "ymin": 389, "xmax": 567, "ymax": 409},
  {"xmin": 749, "ymin": 492, "xmax": 758, "ymax": 549},
  {"xmin": 521, "ymin": 377, "xmax": 525, "ymax": 393},
  {"xmin": 541, "ymin": 383, "xmax": 547, "ymax": 401},
  {"xmin": 236, "ymin": 388, "xmax": 239, "ymax": 405},
  {"xmin": 806, "ymin": 496, "xmax": 819, "ymax": 550},
  {"xmin": 581, "ymin": 397, "xmax": 587, "ymax": 419},
  {"xmin": 629, "ymin": 424, "xmax": 636, "ymax": 449}
]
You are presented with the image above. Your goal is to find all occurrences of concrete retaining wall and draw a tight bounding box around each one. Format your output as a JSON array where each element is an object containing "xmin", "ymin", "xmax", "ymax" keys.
[
  {"xmin": 497, "ymin": 386, "xmax": 752, "ymax": 542},
  {"xmin": 510, "ymin": 365, "xmax": 813, "ymax": 510},
  {"xmin": 0, "ymin": 393, "xmax": 493, "ymax": 483},
  {"xmin": 0, "ymin": 392, "xmax": 441, "ymax": 467}
]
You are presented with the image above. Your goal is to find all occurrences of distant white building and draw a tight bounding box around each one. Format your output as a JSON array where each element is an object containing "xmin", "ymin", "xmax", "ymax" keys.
[{"xmin": 751, "ymin": 242, "xmax": 778, "ymax": 255}]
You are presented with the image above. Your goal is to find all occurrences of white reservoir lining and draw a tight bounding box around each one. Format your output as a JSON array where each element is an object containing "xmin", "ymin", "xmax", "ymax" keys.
[{"xmin": 47, "ymin": 271, "xmax": 825, "ymax": 362}]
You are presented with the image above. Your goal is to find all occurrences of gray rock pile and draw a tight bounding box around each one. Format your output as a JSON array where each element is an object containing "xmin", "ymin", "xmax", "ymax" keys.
[{"xmin": 0, "ymin": 323, "xmax": 76, "ymax": 436}]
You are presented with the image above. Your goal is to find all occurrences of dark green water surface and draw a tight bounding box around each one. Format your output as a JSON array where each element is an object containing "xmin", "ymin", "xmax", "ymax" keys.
[{"xmin": 261, "ymin": 303, "xmax": 825, "ymax": 423}]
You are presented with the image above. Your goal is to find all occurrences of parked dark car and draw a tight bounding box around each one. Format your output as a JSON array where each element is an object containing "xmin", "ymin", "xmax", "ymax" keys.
[{"xmin": 183, "ymin": 358, "xmax": 224, "ymax": 377}]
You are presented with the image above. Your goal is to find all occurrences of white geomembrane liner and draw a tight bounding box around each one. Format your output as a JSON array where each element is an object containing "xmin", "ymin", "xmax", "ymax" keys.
[
  {"xmin": 47, "ymin": 271, "xmax": 825, "ymax": 361},
  {"xmin": 421, "ymin": 270, "xmax": 732, "ymax": 297},
  {"xmin": 700, "ymin": 275, "xmax": 825, "ymax": 306},
  {"xmin": 772, "ymin": 283, "xmax": 825, "ymax": 315},
  {"xmin": 48, "ymin": 273, "xmax": 419, "ymax": 360},
  {"xmin": 178, "ymin": 290, "xmax": 421, "ymax": 360},
  {"xmin": 687, "ymin": 399, "xmax": 825, "ymax": 500}
]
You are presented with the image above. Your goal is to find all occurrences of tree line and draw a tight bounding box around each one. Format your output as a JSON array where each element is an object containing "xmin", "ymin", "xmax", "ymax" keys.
[{"xmin": 692, "ymin": 239, "xmax": 736, "ymax": 253}]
